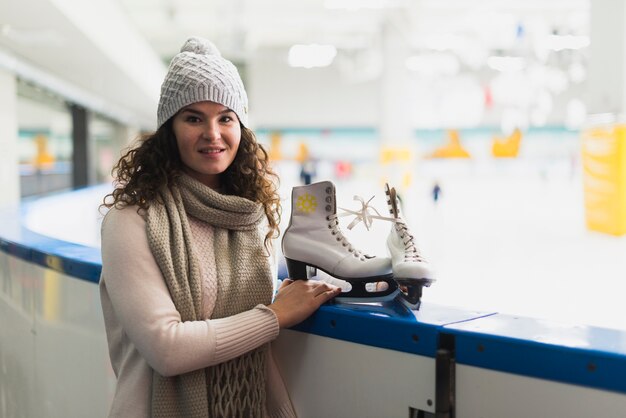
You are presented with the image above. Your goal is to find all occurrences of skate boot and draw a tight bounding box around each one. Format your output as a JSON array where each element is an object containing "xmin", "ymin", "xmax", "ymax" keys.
[
  {"xmin": 282, "ymin": 181, "xmax": 397, "ymax": 301},
  {"xmin": 385, "ymin": 183, "xmax": 435, "ymax": 309}
]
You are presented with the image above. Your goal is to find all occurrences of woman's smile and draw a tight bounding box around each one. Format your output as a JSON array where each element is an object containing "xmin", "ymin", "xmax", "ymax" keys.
[{"xmin": 172, "ymin": 101, "xmax": 242, "ymax": 189}]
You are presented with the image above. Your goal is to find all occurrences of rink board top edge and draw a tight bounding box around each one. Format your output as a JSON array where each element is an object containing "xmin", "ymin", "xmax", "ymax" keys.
[
  {"xmin": 291, "ymin": 301, "xmax": 497, "ymax": 357},
  {"xmin": 2, "ymin": 185, "xmax": 626, "ymax": 394},
  {"xmin": 445, "ymin": 314, "xmax": 626, "ymax": 394},
  {"xmin": 0, "ymin": 192, "xmax": 102, "ymax": 283}
]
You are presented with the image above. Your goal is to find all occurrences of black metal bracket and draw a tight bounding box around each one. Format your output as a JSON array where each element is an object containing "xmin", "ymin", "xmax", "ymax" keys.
[
  {"xmin": 436, "ymin": 333, "xmax": 456, "ymax": 418},
  {"xmin": 409, "ymin": 333, "xmax": 455, "ymax": 418}
]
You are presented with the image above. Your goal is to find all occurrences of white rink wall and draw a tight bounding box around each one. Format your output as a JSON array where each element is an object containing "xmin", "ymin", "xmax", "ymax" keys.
[
  {"xmin": 3, "ymin": 185, "xmax": 626, "ymax": 418},
  {"xmin": 0, "ymin": 252, "xmax": 113, "ymax": 417}
]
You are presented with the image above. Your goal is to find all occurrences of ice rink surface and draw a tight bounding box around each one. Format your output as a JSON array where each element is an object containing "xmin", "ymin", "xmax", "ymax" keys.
[
  {"xmin": 26, "ymin": 128, "xmax": 626, "ymax": 332},
  {"xmin": 274, "ymin": 128, "xmax": 626, "ymax": 332}
]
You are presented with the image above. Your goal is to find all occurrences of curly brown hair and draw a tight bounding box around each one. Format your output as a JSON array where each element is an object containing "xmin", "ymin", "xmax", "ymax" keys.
[{"xmin": 101, "ymin": 120, "xmax": 281, "ymax": 247}]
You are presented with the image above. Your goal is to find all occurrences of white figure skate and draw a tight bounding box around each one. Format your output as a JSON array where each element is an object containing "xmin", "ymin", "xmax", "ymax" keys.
[
  {"xmin": 282, "ymin": 181, "xmax": 398, "ymax": 301},
  {"xmin": 385, "ymin": 183, "xmax": 435, "ymax": 309}
]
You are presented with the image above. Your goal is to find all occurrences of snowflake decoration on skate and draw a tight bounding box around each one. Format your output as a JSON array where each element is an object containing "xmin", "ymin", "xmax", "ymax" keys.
[{"xmin": 296, "ymin": 193, "xmax": 317, "ymax": 213}]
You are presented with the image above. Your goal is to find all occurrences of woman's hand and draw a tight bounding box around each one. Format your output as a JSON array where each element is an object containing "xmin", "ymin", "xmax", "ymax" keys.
[{"xmin": 268, "ymin": 279, "xmax": 341, "ymax": 329}]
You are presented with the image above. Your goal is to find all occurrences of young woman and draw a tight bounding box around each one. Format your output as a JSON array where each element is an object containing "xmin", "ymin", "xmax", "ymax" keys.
[{"xmin": 99, "ymin": 36, "xmax": 340, "ymax": 418}]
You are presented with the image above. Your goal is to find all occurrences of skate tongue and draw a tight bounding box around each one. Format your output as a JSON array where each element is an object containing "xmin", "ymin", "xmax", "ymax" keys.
[{"xmin": 387, "ymin": 184, "xmax": 400, "ymax": 219}]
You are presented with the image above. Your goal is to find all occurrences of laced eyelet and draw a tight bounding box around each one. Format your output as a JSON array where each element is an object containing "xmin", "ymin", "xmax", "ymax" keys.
[{"xmin": 336, "ymin": 237, "xmax": 341, "ymax": 241}]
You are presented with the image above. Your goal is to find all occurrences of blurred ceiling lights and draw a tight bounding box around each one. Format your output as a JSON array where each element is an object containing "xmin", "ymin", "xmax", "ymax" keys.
[
  {"xmin": 487, "ymin": 56, "xmax": 526, "ymax": 72},
  {"xmin": 0, "ymin": 24, "xmax": 66, "ymax": 47},
  {"xmin": 405, "ymin": 53, "xmax": 460, "ymax": 76},
  {"xmin": 288, "ymin": 44, "xmax": 338, "ymax": 68},
  {"xmin": 545, "ymin": 34, "xmax": 590, "ymax": 51},
  {"xmin": 324, "ymin": 0, "xmax": 407, "ymax": 10}
]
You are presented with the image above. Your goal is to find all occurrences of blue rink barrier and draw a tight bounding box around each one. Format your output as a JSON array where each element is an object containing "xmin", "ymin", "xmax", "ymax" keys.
[
  {"xmin": 446, "ymin": 314, "xmax": 626, "ymax": 394},
  {"xmin": 2, "ymin": 186, "xmax": 626, "ymax": 418}
]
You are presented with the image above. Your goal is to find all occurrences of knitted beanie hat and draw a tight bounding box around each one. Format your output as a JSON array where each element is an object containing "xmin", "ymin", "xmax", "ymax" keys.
[{"xmin": 157, "ymin": 37, "xmax": 249, "ymax": 128}]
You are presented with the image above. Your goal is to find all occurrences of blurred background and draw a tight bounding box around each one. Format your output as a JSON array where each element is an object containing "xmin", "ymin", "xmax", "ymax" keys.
[{"xmin": 1, "ymin": 0, "xmax": 625, "ymax": 329}]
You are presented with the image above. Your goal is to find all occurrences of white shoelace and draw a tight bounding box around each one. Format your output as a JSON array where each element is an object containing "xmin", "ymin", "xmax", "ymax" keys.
[
  {"xmin": 339, "ymin": 195, "xmax": 395, "ymax": 230},
  {"xmin": 339, "ymin": 194, "xmax": 424, "ymax": 262}
]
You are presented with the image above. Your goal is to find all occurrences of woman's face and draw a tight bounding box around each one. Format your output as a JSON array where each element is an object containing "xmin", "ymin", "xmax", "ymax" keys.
[{"xmin": 172, "ymin": 101, "xmax": 241, "ymax": 189}]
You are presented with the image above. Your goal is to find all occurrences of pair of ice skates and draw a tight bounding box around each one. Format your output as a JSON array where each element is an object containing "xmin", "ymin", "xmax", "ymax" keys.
[{"xmin": 282, "ymin": 180, "xmax": 435, "ymax": 309}]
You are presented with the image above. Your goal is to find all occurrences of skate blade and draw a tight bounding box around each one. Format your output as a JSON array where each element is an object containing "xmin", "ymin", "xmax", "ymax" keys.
[
  {"xmin": 335, "ymin": 288, "xmax": 400, "ymax": 304},
  {"xmin": 397, "ymin": 294, "xmax": 422, "ymax": 310},
  {"xmin": 333, "ymin": 277, "xmax": 399, "ymax": 307},
  {"xmin": 395, "ymin": 281, "xmax": 427, "ymax": 310},
  {"xmin": 395, "ymin": 277, "xmax": 435, "ymax": 287},
  {"xmin": 284, "ymin": 257, "xmax": 394, "ymax": 282}
]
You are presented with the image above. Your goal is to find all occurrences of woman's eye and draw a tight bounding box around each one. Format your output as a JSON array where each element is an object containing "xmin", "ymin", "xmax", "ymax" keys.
[
  {"xmin": 221, "ymin": 116, "xmax": 233, "ymax": 123},
  {"xmin": 186, "ymin": 116, "xmax": 201, "ymax": 123}
]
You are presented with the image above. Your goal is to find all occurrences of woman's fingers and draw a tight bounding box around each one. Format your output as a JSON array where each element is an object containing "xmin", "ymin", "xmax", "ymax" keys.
[
  {"xmin": 289, "ymin": 278, "xmax": 340, "ymax": 297},
  {"xmin": 318, "ymin": 286, "xmax": 342, "ymax": 302},
  {"xmin": 312, "ymin": 281, "xmax": 342, "ymax": 298},
  {"xmin": 268, "ymin": 278, "xmax": 342, "ymax": 328},
  {"xmin": 278, "ymin": 278, "xmax": 293, "ymax": 289}
]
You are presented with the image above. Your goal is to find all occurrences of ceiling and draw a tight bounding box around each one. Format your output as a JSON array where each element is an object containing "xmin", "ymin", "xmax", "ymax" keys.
[
  {"xmin": 0, "ymin": 0, "xmax": 166, "ymax": 128},
  {"xmin": 116, "ymin": 0, "xmax": 589, "ymax": 59},
  {"xmin": 0, "ymin": 0, "xmax": 590, "ymax": 129}
]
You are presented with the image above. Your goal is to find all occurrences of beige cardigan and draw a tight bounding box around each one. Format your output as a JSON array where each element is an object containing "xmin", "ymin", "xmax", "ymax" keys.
[{"xmin": 100, "ymin": 206, "xmax": 295, "ymax": 417}]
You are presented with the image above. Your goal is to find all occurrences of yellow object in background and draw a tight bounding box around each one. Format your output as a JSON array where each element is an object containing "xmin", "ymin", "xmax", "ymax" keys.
[
  {"xmin": 34, "ymin": 134, "xmax": 55, "ymax": 169},
  {"xmin": 581, "ymin": 124, "xmax": 626, "ymax": 236},
  {"xmin": 379, "ymin": 145, "xmax": 413, "ymax": 189},
  {"xmin": 295, "ymin": 141, "xmax": 310, "ymax": 163},
  {"xmin": 428, "ymin": 129, "xmax": 470, "ymax": 158},
  {"xmin": 492, "ymin": 128, "xmax": 522, "ymax": 158},
  {"xmin": 380, "ymin": 147, "xmax": 411, "ymax": 164},
  {"xmin": 268, "ymin": 131, "xmax": 283, "ymax": 161}
]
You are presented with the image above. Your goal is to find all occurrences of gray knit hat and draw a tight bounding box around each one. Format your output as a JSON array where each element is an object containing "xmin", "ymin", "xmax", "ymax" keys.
[{"xmin": 157, "ymin": 37, "xmax": 248, "ymax": 128}]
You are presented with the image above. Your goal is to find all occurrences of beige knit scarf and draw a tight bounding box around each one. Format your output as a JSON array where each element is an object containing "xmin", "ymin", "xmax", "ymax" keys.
[{"xmin": 146, "ymin": 174, "xmax": 274, "ymax": 418}]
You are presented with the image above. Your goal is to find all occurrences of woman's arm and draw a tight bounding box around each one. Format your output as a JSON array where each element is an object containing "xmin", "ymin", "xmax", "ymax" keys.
[{"xmin": 101, "ymin": 207, "xmax": 279, "ymax": 377}]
